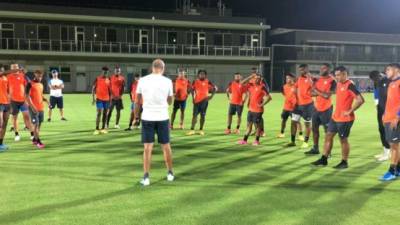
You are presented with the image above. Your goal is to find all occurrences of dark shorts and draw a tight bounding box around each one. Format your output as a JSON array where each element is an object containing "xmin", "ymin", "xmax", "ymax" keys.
[
  {"xmin": 96, "ymin": 100, "xmax": 110, "ymax": 110},
  {"xmin": 173, "ymin": 100, "xmax": 187, "ymax": 111},
  {"xmin": 141, "ymin": 120, "xmax": 170, "ymax": 144},
  {"xmin": 384, "ymin": 123, "xmax": 400, "ymax": 144},
  {"xmin": 0, "ymin": 104, "xmax": 10, "ymax": 113},
  {"xmin": 193, "ymin": 100, "xmax": 209, "ymax": 117},
  {"xmin": 49, "ymin": 96, "xmax": 64, "ymax": 109},
  {"xmin": 11, "ymin": 101, "xmax": 29, "ymax": 115},
  {"xmin": 281, "ymin": 110, "xmax": 292, "ymax": 120},
  {"xmin": 312, "ymin": 107, "xmax": 333, "ymax": 129},
  {"xmin": 229, "ymin": 104, "xmax": 244, "ymax": 116},
  {"xmin": 327, "ymin": 120, "xmax": 354, "ymax": 139},
  {"xmin": 110, "ymin": 99, "xmax": 124, "ymax": 110},
  {"xmin": 297, "ymin": 103, "xmax": 314, "ymax": 122},
  {"xmin": 30, "ymin": 109, "xmax": 44, "ymax": 125},
  {"xmin": 247, "ymin": 111, "xmax": 263, "ymax": 125}
]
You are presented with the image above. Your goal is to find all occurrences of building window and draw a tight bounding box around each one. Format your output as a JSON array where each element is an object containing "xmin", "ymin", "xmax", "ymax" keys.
[
  {"xmin": 50, "ymin": 66, "xmax": 71, "ymax": 82},
  {"xmin": 0, "ymin": 23, "xmax": 14, "ymax": 40},
  {"xmin": 38, "ymin": 25, "xmax": 50, "ymax": 40},
  {"xmin": 61, "ymin": 26, "xmax": 68, "ymax": 41},
  {"xmin": 25, "ymin": 24, "xmax": 37, "ymax": 39},
  {"xmin": 167, "ymin": 32, "xmax": 177, "ymax": 45},
  {"xmin": 106, "ymin": 28, "xmax": 117, "ymax": 42},
  {"xmin": 214, "ymin": 34, "xmax": 223, "ymax": 46}
]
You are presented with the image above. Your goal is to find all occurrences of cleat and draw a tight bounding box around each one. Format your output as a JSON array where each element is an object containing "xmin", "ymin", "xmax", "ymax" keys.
[
  {"xmin": 297, "ymin": 135, "xmax": 305, "ymax": 141},
  {"xmin": 376, "ymin": 154, "xmax": 390, "ymax": 162},
  {"xmin": 333, "ymin": 160, "xmax": 348, "ymax": 169},
  {"xmin": 30, "ymin": 136, "xmax": 34, "ymax": 141},
  {"xmin": 261, "ymin": 131, "xmax": 266, "ymax": 137},
  {"xmin": 36, "ymin": 143, "xmax": 45, "ymax": 149},
  {"xmin": 380, "ymin": 171, "xmax": 397, "ymax": 181},
  {"xmin": 277, "ymin": 133, "xmax": 285, "ymax": 138},
  {"xmin": 47, "ymin": 118, "xmax": 51, "ymax": 122},
  {"xmin": 140, "ymin": 177, "xmax": 150, "ymax": 186},
  {"xmin": 61, "ymin": 117, "xmax": 67, "ymax": 121},
  {"xmin": 114, "ymin": 124, "xmax": 120, "ymax": 129},
  {"xmin": 199, "ymin": 131, "xmax": 205, "ymax": 136},
  {"xmin": 252, "ymin": 140, "xmax": 260, "ymax": 146},
  {"xmin": 304, "ymin": 148, "xmax": 320, "ymax": 155},
  {"xmin": 234, "ymin": 129, "xmax": 240, "ymax": 134},
  {"xmin": 311, "ymin": 157, "xmax": 328, "ymax": 166},
  {"xmin": 125, "ymin": 127, "xmax": 133, "ymax": 131},
  {"xmin": 300, "ymin": 142, "xmax": 309, "ymax": 149},
  {"xmin": 186, "ymin": 130, "xmax": 196, "ymax": 136},
  {"xmin": 9, "ymin": 127, "xmax": 14, "ymax": 132},
  {"xmin": 93, "ymin": 130, "xmax": 100, "ymax": 135},
  {"xmin": 14, "ymin": 135, "xmax": 21, "ymax": 142},
  {"xmin": 224, "ymin": 129, "xmax": 231, "ymax": 135},
  {"xmin": 238, "ymin": 140, "xmax": 248, "ymax": 145},
  {"xmin": 100, "ymin": 129, "xmax": 108, "ymax": 134},
  {"xmin": 32, "ymin": 140, "xmax": 38, "ymax": 145},
  {"xmin": 0, "ymin": 144, "xmax": 9, "ymax": 152},
  {"xmin": 167, "ymin": 173, "xmax": 175, "ymax": 182},
  {"xmin": 285, "ymin": 142, "xmax": 296, "ymax": 147}
]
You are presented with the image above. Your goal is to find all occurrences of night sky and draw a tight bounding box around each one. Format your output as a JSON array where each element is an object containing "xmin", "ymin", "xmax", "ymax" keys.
[{"xmin": 6, "ymin": 0, "xmax": 400, "ymax": 33}]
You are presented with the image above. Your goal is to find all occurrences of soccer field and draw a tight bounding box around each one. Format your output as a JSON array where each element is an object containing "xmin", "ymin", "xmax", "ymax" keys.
[{"xmin": 0, "ymin": 93, "xmax": 398, "ymax": 225}]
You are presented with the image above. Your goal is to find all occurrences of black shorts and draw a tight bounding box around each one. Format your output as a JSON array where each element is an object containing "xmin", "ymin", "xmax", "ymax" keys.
[
  {"xmin": 297, "ymin": 103, "xmax": 314, "ymax": 122},
  {"xmin": 30, "ymin": 109, "xmax": 44, "ymax": 125},
  {"xmin": 247, "ymin": 111, "xmax": 263, "ymax": 125},
  {"xmin": 312, "ymin": 107, "xmax": 333, "ymax": 129},
  {"xmin": 49, "ymin": 96, "xmax": 64, "ymax": 109},
  {"xmin": 193, "ymin": 100, "xmax": 209, "ymax": 117},
  {"xmin": 11, "ymin": 101, "xmax": 29, "ymax": 116},
  {"xmin": 141, "ymin": 120, "xmax": 170, "ymax": 144},
  {"xmin": 0, "ymin": 104, "xmax": 10, "ymax": 113},
  {"xmin": 110, "ymin": 99, "xmax": 124, "ymax": 110},
  {"xmin": 327, "ymin": 120, "xmax": 354, "ymax": 139},
  {"xmin": 281, "ymin": 110, "xmax": 292, "ymax": 120},
  {"xmin": 229, "ymin": 104, "xmax": 244, "ymax": 116},
  {"xmin": 173, "ymin": 100, "xmax": 187, "ymax": 111},
  {"xmin": 384, "ymin": 123, "xmax": 400, "ymax": 144}
]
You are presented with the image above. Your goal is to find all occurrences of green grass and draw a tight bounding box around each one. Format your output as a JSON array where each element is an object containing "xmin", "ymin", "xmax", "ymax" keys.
[{"xmin": 0, "ymin": 93, "xmax": 398, "ymax": 225}]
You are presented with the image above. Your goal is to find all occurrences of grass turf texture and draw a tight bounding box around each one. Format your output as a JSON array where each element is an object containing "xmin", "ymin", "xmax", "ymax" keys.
[{"xmin": 0, "ymin": 93, "xmax": 398, "ymax": 225}]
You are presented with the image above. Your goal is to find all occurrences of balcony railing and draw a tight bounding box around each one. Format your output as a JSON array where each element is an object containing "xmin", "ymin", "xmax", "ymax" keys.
[{"xmin": 0, "ymin": 38, "xmax": 270, "ymax": 59}]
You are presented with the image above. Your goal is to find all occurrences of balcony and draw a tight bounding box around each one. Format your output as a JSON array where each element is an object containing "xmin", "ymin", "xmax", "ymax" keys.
[{"xmin": 0, "ymin": 38, "xmax": 270, "ymax": 61}]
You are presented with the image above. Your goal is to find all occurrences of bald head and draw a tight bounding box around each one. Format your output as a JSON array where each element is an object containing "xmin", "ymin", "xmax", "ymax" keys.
[{"xmin": 152, "ymin": 59, "xmax": 165, "ymax": 75}]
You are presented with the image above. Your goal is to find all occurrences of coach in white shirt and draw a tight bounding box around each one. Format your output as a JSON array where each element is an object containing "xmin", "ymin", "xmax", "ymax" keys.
[
  {"xmin": 48, "ymin": 70, "xmax": 67, "ymax": 122},
  {"xmin": 135, "ymin": 59, "xmax": 174, "ymax": 186}
]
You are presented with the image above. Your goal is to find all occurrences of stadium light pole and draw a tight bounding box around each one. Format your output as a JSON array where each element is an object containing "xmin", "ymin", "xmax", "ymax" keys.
[{"xmin": 269, "ymin": 44, "xmax": 275, "ymax": 91}]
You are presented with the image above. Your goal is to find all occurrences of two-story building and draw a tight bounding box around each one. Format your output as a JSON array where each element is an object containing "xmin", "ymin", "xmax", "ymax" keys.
[{"xmin": 0, "ymin": 2, "xmax": 270, "ymax": 92}]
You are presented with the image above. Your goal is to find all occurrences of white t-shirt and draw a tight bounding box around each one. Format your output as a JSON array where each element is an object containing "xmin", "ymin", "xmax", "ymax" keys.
[
  {"xmin": 136, "ymin": 74, "xmax": 173, "ymax": 121},
  {"xmin": 49, "ymin": 79, "xmax": 64, "ymax": 97}
]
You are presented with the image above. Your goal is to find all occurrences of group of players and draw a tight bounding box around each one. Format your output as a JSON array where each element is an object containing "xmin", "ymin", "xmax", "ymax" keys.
[
  {"xmin": 0, "ymin": 63, "xmax": 66, "ymax": 150},
  {"xmin": 2, "ymin": 61, "xmax": 400, "ymax": 182}
]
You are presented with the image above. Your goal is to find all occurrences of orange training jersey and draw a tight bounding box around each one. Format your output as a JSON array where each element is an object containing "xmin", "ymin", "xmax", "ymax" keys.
[
  {"xmin": 332, "ymin": 80, "xmax": 360, "ymax": 122},
  {"xmin": 282, "ymin": 83, "xmax": 297, "ymax": 111},
  {"xmin": 248, "ymin": 83, "xmax": 269, "ymax": 113},
  {"xmin": 130, "ymin": 81, "xmax": 138, "ymax": 102},
  {"xmin": 383, "ymin": 78, "xmax": 400, "ymax": 123},
  {"xmin": 0, "ymin": 75, "xmax": 9, "ymax": 104},
  {"xmin": 7, "ymin": 72, "xmax": 27, "ymax": 102},
  {"xmin": 192, "ymin": 79, "xmax": 214, "ymax": 103},
  {"xmin": 228, "ymin": 81, "xmax": 246, "ymax": 105},
  {"xmin": 95, "ymin": 76, "xmax": 111, "ymax": 101},
  {"xmin": 27, "ymin": 80, "xmax": 44, "ymax": 111},
  {"xmin": 110, "ymin": 74, "xmax": 125, "ymax": 98},
  {"xmin": 296, "ymin": 75, "xmax": 313, "ymax": 106},
  {"xmin": 314, "ymin": 75, "xmax": 336, "ymax": 112},
  {"xmin": 174, "ymin": 77, "xmax": 190, "ymax": 101}
]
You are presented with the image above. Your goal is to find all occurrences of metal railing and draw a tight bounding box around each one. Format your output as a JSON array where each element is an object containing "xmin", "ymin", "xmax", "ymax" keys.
[{"xmin": 0, "ymin": 38, "xmax": 270, "ymax": 58}]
